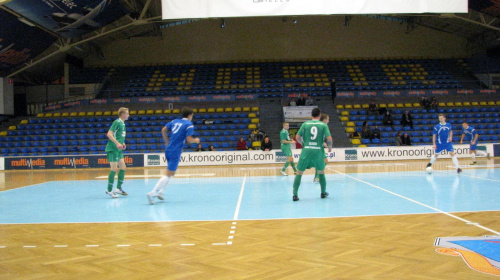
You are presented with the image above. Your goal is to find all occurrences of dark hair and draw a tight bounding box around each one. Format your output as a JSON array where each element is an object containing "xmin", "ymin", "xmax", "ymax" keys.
[
  {"xmin": 181, "ymin": 107, "xmax": 193, "ymax": 118},
  {"xmin": 311, "ymin": 107, "xmax": 321, "ymax": 118},
  {"xmin": 320, "ymin": 113, "xmax": 329, "ymax": 121}
]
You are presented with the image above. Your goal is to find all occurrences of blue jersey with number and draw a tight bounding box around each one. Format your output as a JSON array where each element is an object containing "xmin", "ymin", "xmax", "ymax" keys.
[
  {"xmin": 461, "ymin": 126, "xmax": 477, "ymax": 143},
  {"xmin": 432, "ymin": 122, "xmax": 452, "ymax": 145},
  {"xmin": 165, "ymin": 118, "xmax": 194, "ymax": 154}
]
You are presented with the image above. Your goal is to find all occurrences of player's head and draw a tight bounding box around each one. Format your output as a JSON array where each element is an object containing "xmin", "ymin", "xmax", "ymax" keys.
[
  {"xmin": 438, "ymin": 113, "xmax": 446, "ymax": 123},
  {"xmin": 462, "ymin": 121, "xmax": 469, "ymax": 129},
  {"xmin": 283, "ymin": 122, "xmax": 289, "ymax": 129},
  {"xmin": 320, "ymin": 113, "xmax": 329, "ymax": 124},
  {"xmin": 181, "ymin": 107, "xmax": 194, "ymax": 120},
  {"xmin": 118, "ymin": 107, "xmax": 129, "ymax": 120},
  {"xmin": 311, "ymin": 107, "xmax": 321, "ymax": 118}
]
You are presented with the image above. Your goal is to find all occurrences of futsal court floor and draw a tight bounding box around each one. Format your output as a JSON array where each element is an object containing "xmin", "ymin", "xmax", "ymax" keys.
[{"xmin": 0, "ymin": 158, "xmax": 499, "ymax": 279}]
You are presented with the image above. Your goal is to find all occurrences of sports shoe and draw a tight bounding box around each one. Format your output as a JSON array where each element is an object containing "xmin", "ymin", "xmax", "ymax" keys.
[
  {"xmin": 146, "ymin": 192, "xmax": 155, "ymax": 205},
  {"xmin": 280, "ymin": 171, "xmax": 288, "ymax": 176},
  {"xmin": 321, "ymin": 192, "xmax": 329, "ymax": 199},
  {"xmin": 106, "ymin": 190, "xmax": 118, "ymax": 198},
  {"xmin": 157, "ymin": 193, "xmax": 165, "ymax": 200},
  {"xmin": 470, "ymin": 162, "xmax": 477, "ymax": 165},
  {"xmin": 457, "ymin": 168, "xmax": 463, "ymax": 174},
  {"xmin": 426, "ymin": 163, "xmax": 432, "ymax": 168},
  {"xmin": 115, "ymin": 189, "xmax": 128, "ymax": 195},
  {"xmin": 313, "ymin": 177, "xmax": 319, "ymax": 183},
  {"xmin": 293, "ymin": 195, "xmax": 299, "ymax": 201}
]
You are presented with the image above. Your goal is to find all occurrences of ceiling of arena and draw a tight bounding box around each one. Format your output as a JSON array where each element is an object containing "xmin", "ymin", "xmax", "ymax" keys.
[{"xmin": 2, "ymin": 0, "xmax": 500, "ymax": 84}]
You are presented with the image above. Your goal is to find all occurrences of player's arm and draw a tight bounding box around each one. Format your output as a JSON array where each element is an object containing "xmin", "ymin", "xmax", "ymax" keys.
[
  {"xmin": 432, "ymin": 134, "xmax": 436, "ymax": 148},
  {"xmin": 472, "ymin": 132, "xmax": 479, "ymax": 145},
  {"xmin": 106, "ymin": 129, "xmax": 123, "ymax": 150},
  {"xmin": 326, "ymin": 136, "xmax": 333, "ymax": 152},
  {"xmin": 449, "ymin": 130, "xmax": 453, "ymax": 142},
  {"xmin": 161, "ymin": 126, "xmax": 169, "ymax": 146},
  {"xmin": 186, "ymin": 136, "xmax": 200, "ymax": 144},
  {"xmin": 460, "ymin": 133, "xmax": 465, "ymax": 144}
]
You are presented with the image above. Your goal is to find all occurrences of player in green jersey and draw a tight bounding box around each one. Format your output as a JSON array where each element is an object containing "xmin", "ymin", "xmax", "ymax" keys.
[
  {"xmin": 105, "ymin": 107, "xmax": 129, "ymax": 198},
  {"xmin": 314, "ymin": 113, "xmax": 330, "ymax": 182},
  {"xmin": 293, "ymin": 108, "xmax": 332, "ymax": 201},
  {"xmin": 280, "ymin": 122, "xmax": 298, "ymax": 176}
]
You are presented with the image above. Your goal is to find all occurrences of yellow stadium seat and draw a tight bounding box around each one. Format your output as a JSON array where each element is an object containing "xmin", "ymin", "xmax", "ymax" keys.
[
  {"xmin": 162, "ymin": 109, "xmax": 172, "ymax": 114},
  {"xmin": 192, "ymin": 109, "xmax": 198, "ymax": 113},
  {"xmin": 446, "ymin": 102, "xmax": 454, "ymax": 107},
  {"xmin": 129, "ymin": 110, "xmax": 137, "ymax": 115},
  {"xmin": 454, "ymin": 102, "xmax": 463, "ymax": 107},
  {"xmin": 496, "ymin": 101, "xmax": 500, "ymax": 106},
  {"xmin": 471, "ymin": 102, "xmax": 479, "ymax": 106},
  {"xmin": 172, "ymin": 109, "xmax": 180, "ymax": 114},
  {"xmin": 242, "ymin": 107, "xmax": 251, "ymax": 112},
  {"xmin": 387, "ymin": 104, "xmax": 395, "ymax": 108},
  {"xmin": 344, "ymin": 104, "xmax": 353, "ymax": 109},
  {"xmin": 463, "ymin": 102, "xmax": 471, "ymax": 106},
  {"xmin": 234, "ymin": 107, "xmax": 242, "ymax": 112},
  {"xmin": 252, "ymin": 141, "xmax": 261, "ymax": 148},
  {"xmin": 36, "ymin": 113, "xmax": 44, "ymax": 117},
  {"xmin": 251, "ymin": 106, "xmax": 259, "ymax": 111},
  {"xmin": 438, "ymin": 102, "xmax": 446, "ymax": 107},
  {"xmin": 248, "ymin": 113, "xmax": 257, "ymax": 118},
  {"xmin": 8, "ymin": 126, "xmax": 16, "ymax": 130},
  {"xmin": 404, "ymin": 103, "xmax": 412, "ymax": 108},
  {"xmin": 198, "ymin": 108, "xmax": 207, "ymax": 113},
  {"xmin": 86, "ymin": 112, "xmax": 94, "ymax": 116},
  {"xmin": 70, "ymin": 112, "xmax": 78, "ymax": 117},
  {"xmin": 155, "ymin": 109, "xmax": 163, "ymax": 114},
  {"xmin": 45, "ymin": 113, "xmax": 53, "ymax": 117},
  {"xmin": 346, "ymin": 122, "xmax": 355, "ymax": 127},
  {"xmin": 351, "ymin": 139, "xmax": 361, "ymax": 145},
  {"xmin": 379, "ymin": 104, "xmax": 387, "ymax": 108},
  {"xmin": 0, "ymin": 131, "xmax": 7, "ymax": 136},
  {"xmin": 353, "ymin": 104, "xmax": 361, "ymax": 109},
  {"xmin": 61, "ymin": 112, "xmax": 70, "ymax": 117},
  {"xmin": 345, "ymin": 127, "xmax": 355, "ymax": 133},
  {"xmin": 413, "ymin": 103, "xmax": 420, "ymax": 107},
  {"xmin": 146, "ymin": 110, "xmax": 154, "ymax": 115},
  {"xmin": 20, "ymin": 120, "xmax": 28, "ymax": 124},
  {"xmin": 95, "ymin": 111, "xmax": 103, "ymax": 116},
  {"xmin": 479, "ymin": 101, "xmax": 487, "ymax": 106},
  {"xmin": 362, "ymin": 104, "xmax": 369, "ymax": 109},
  {"xmin": 53, "ymin": 112, "xmax": 61, "ymax": 117},
  {"xmin": 207, "ymin": 108, "xmax": 216, "ymax": 113},
  {"xmin": 487, "ymin": 101, "xmax": 495, "ymax": 106},
  {"xmin": 358, "ymin": 145, "xmax": 367, "ymax": 148},
  {"xmin": 77, "ymin": 112, "xmax": 86, "ymax": 117},
  {"xmin": 396, "ymin": 103, "xmax": 404, "ymax": 108},
  {"xmin": 251, "ymin": 118, "xmax": 260, "ymax": 123},
  {"xmin": 138, "ymin": 110, "xmax": 146, "ymax": 115},
  {"xmin": 225, "ymin": 107, "xmax": 233, "ymax": 112},
  {"xmin": 336, "ymin": 104, "xmax": 344, "ymax": 109},
  {"xmin": 216, "ymin": 108, "xmax": 224, "ymax": 113},
  {"xmin": 340, "ymin": 116, "xmax": 349, "ymax": 122},
  {"xmin": 248, "ymin": 124, "xmax": 257, "ymax": 129},
  {"xmin": 112, "ymin": 111, "xmax": 118, "ymax": 115},
  {"xmin": 341, "ymin": 111, "xmax": 350, "ymax": 116}
]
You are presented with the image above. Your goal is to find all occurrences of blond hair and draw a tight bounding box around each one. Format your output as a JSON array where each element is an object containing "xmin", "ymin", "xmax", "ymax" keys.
[{"xmin": 118, "ymin": 107, "xmax": 129, "ymax": 117}]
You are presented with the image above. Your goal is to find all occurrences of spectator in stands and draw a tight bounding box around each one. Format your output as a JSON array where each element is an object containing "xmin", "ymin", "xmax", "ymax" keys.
[
  {"xmin": 208, "ymin": 145, "xmax": 216, "ymax": 151},
  {"xmin": 261, "ymin": 137, "xmax": 273, "ymax": 151},
  {"xmin": 401, "ymin": 133, "xmax": 412, "ymax": 146},
  {"xmin": 430, "ymin": 96, "xmax": 438, "ymax": 110},
  {"xmin": 195, "ymin": 144, "xmax": 205, "ymax": 152},
  {"xmin": 237, "ymin": 137, "xmax": 248, "ymax": 150},
  {"xmin": 291, "ymin": 133, "xmax": 302, "ymax": 149},
  {"xmin": 395, "ymin": 131, "xmax": 403, "ymax": 146},
  {"xmin": 289, "ymin": 133, "xmax": 297, "ymax": 149},
  {"xmin": 372, "ymin": 125, "xmax": 381, "ymax": 140},
  {"xmin": 253, "ymin": 129, "xmax": 265, "ymax": 141},
  {"xmin": 362, "ymin": 121, "xmax": 372, "ymax": 139},
  {"xmin": 305, "ymin": 95, "xmax": 314, "ymax": 106},
  {"xmin": 383, "ymin": 111, "xmax": 395, "ymax": 130},
  {"xmin": 368, "ymin": 100, "xmax": 379, "ymax": 115},
  {"xmin": 420, "ymin": 96, "xmax": 431, "ymax": 110},
  {"xmin": 330, "ymin": 78, "xmax": 337, "ymax": 104},
  {"xmin": 289, "ymin": 98, "xmax": 297, "ymax": 106},
  {"xmin": 297, "ymin": 95, "xmax": 306, "ymax": 106},
  {"xmin": 401, "ymin": 110, "xmax": 414, "ymax": 129}
]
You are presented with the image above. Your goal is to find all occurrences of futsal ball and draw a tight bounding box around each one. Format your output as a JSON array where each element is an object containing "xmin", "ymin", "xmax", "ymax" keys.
[{"xmin": 426, "ymin": 167, "xmax": 433, "ymax": 174}]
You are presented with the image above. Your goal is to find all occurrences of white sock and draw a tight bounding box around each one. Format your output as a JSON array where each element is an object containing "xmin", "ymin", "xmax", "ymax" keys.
[
  {"xmin": 471, "ymin": 153, "xmax": 476, "ymax": 162},
  {"xmin": 430, "ymin": 155, "xmax": 437, "ymax": 165},
  {"xmin": 451, "ymin": 156, "xmax": 460, "ymax": 169},
  {"xmin": 475, "ymin": 150, "xmax": 487, "ymax": 157},
  {"xmin": 150, "ymin": 176, "xmax": 170, "ymax": 195}
]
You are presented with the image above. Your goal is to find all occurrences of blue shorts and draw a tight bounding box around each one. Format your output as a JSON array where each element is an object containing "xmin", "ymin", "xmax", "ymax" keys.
[
  {"xmin": 436, "ymin": 143, "xmax": 454, "ymax": 153},
  {"xmin": 469, "ymin": 143, "xmax": 478, "ymax": 151},
  {"xmin": 165, "ymin": 150, "xmax": 181, "ymax": 171}
]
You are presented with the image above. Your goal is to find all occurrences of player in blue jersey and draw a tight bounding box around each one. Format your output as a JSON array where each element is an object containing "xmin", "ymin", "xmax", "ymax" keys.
[
  {"xmin": 426, "ymin": 114, "xmax": 462, "ymax": 173},
  {"xmin": 460, "ymin": 121, "xmax": 490, "ymax": 165},
  {"xmin": 147, "ymin": 107, "xmax": 200, "ymax": 204}
]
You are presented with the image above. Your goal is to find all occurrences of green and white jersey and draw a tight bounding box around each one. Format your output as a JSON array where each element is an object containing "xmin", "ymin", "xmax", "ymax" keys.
[
  {"xmin": 280, "ymin": 129, "xmax": 291, "ymax": 150},
  {"xmin": 297, "ymin": 120, "xmax": 331, "ymax": 150},
  {"xmin": 105, "ymin": 118, "xmax": 126, "ymax": 152}
]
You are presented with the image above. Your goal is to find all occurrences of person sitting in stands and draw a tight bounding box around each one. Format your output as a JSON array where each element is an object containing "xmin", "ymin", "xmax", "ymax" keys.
[
  {"xmin": 401, "ymin": 110, "xmax": 414, "ymax": 129},
  {"xmin": 368, "ymin": 100, "xmax": 379, "ymax": 115},
  {"xmin": 395, "ymin": 131, "xmax": 403, "ymax": 146},
  {"xmin": 401, "ymin": 133, "xmax": 412, "ymax": 146},
  {"xmin": 383, "ymin": 111, "xmax": 395, "ymax": 130},
  {"xmin": 236, "ymin": 137, "xmax": 248, "ymax": 150},
  {"xmin": 194, "ymin": 143, "xmax": 205, "ymax": 152},
  {"xmin": 261, "ymin": 137, "xmax": 273, "ymax": 151},
  {"xmin": 372, "ymin": 125, "xmax": 381, "ymax": 140}
]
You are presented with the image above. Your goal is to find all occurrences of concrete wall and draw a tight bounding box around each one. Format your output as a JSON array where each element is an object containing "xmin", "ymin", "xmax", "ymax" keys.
[{"xmin": 86, "ymin": 16, "xmax": 468, "ymax": 67}]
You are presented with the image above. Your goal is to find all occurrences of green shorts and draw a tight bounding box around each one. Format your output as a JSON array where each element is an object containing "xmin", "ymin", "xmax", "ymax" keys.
[
  {"xmin": 297, "ymin": 149, "xmax": 326, "ymax": 171},
  {"xmin": 106, "ymin": 150, "xmax": 124, "ymax": 163},
  {"xmin": 281, "ymin": 147, "xmax": 293, "ymax": 157}
]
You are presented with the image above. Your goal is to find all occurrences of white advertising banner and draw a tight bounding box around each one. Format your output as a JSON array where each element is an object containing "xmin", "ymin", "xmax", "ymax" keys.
[
  {"xmin": 283, "ymin": 106, "xmax": 317, "ymax": 123},
  {"xmin": 162, "ymin": 0, "xmax": 468, "ymax": 20}
]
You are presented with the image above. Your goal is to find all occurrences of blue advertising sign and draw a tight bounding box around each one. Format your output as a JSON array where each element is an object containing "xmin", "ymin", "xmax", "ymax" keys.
[
  {"xmin": 0, "ymin": 10, "xmax": 56, "ymax": 71},
  {"xmin": 5, "ymin": 0, "xmax": 130, "ymax": 39}
]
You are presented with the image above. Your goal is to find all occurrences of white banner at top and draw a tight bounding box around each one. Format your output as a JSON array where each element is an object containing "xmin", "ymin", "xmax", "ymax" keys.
[{"xmin": 162, "ymin": 0, "xmax": 468, "ymax": 20}]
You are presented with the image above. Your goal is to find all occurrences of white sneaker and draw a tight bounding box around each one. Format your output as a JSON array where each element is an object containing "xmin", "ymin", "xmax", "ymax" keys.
[
  {"xmin": 146, "ymin": 192, "xmax": 155, "ymax": 205},
  {"xmin": 115, "ymin": 189, "xmax": 128, "ymax": 195},
  {"xmin": 280, "ymin": 171, "xmax": 288, "ymax": 176},
  {"xmin": 313, "ymin": 177, "xmax": 319, "ymax": 183},
  {"xmin": 106, "ymin": 190, "xmax": 118, "ymax": 198},
  {"xmin": 157, "ymin": 193, "xmax": 165, "ymax": 200}
]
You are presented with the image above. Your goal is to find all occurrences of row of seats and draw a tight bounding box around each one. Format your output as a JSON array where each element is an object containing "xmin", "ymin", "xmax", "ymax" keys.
[{"xmin": 336, "ymin": 100, "xmax": 500, "ymax": 110}]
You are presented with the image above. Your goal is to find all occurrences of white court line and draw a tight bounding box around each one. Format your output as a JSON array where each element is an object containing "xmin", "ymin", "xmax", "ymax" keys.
[
  {"xmin": 95, "ymin": 174, "xmax": 215, "ymax": 179},
  {"xmin": 117, "ymin": 244, "xmax": 130, "ymax": 247},
  {"xmin": 149, "ymin": 244, "xmax": 162, "ymax": 247},
  {"xmin": 0, "ymin": 246, "xmax": 5, "ymax": 248},
  {"xmin": 54, "ymin": 245, "xmax": 68, "ymax": 248},
  {"xmin": 180, "ymin": 244, "xmax": 195, "ymax": 246},
  {"xmin": 23, "ymin": 246, "xmax": 36, "ymax": 248},
  {"xmin": 233, "ymin": 174, "xmax": 247, "ymax": 220},
  {"xmin": 328, "ymin": 168, "xmax": 500, "ymax": 236},
  {"xmin": 212, "ymin": 243, "xmax": 227, "ymax": 246},
  {"xmin": 85, "ymin": 245, "xmax": 99, "ymax": 247}
]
